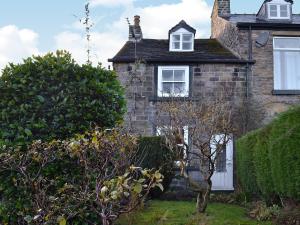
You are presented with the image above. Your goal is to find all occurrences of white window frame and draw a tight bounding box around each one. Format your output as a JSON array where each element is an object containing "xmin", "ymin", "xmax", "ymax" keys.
[
  {"xmin": 157, "ymin": 66, "xmax": 189, "ymax": 97},
  {"xmin": 268, "ymin": 3, "xmax": 291, "ymax": 20},
  {"xmin": 273, "ymin": 36, "xmax": 300, "ymax": 90},
  {"xmin": 169, "ymin": 29, "xmax": 194, "ymax": 52}
]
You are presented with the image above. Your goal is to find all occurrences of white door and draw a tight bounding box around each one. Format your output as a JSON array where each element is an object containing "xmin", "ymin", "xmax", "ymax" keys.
[{"xmin": 211, "ymin": 137, "xmax": 234, "ymax": 191}]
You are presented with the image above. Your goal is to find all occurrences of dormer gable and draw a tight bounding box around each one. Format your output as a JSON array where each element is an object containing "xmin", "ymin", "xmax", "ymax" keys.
[
  {"xmin": 257, "ymin": 0, "xmax": 293, "ymax": 21},
  {"xmin": 169, "ymin": 20, "xmax": 196, "ymax": 52}
]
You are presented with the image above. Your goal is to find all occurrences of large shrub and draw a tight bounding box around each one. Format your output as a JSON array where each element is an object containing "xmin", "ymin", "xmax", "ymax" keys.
[
  {"xmin": 0, "ymin": 129, "xmax": 163, "ymax": 224},
  {"xmin": 0, "ymin": 51, "xmax": 125, "ymax": 146},
  {"xmin": 136, "ymin": 136, "xmax": 175, "ymax": 198},
  {"xmin": 253, "ymin": 126, "xmax": 276, "ymax": 201},
  {"xmin": 236, "ymin": 131, "xmax": 260, "ymax": 196},
  {"xmin": 268, "ymin": 106, "xmax": 300, "ymax": 200}
]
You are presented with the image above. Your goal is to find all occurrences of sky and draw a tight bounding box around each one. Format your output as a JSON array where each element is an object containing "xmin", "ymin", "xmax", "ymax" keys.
[{"xmin": 0, "ymin": 0, "xmax": 300, "ymax": 69}]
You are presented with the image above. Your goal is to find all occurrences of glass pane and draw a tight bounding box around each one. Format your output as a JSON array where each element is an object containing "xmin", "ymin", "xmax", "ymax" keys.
[
  {"xmin": 216, "ymin": 146, "xmax": 227, "ymax": 172},
  {"xmin": 280, "ymin": 5, "xmax": 288, "ymax": 17},
  {"xmin": 270, "ymin": 5, "xmax": 278, "ymax": 17},
  {"xmin": 274, "ymin": 50, "xmax": 300, "ymax": 90},
  {"xmin": 162, "ymin": 70, "xmax": 173, "ymax": 81},
  {"xmin": 172, "ymin": 35, "xmax": 180, "ymax": 41},
  {"xmin": 182, "ymin": 42, "xmax": 192, "ymax": 50},
  {"xmin": 162, "ymin": 83, "xmax": 173, "ymax": 94},
  {"xmin": 172, "ymin": 42, "xmax": 180, "ymax": 49},
  {"xmin": 274, "ymin": 38, "xmax": 300, "ymax": 49},
  {"xmin": 174, "ymin": 82, "xmax": 185, "ymax": 94},
  {"xmin": 183, "ymin": 34, "xmax": 192, "ymax": 42},
  {"xmin": 174, "ymin": 70, "xmax": 185, "ymax": 81}
]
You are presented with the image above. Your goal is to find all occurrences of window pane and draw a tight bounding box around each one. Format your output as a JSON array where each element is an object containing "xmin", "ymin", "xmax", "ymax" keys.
[
  {"xmin": 162, "ymin": 83, "xmax": 173, "ymax": 94},
  {"xmin": 172, "ymin": 42, "xmax": 180, "ymax": 49},
  {"xmin": 182, "ymin": 42, "xmax": 192, "ymax": 50},
  {"xmin": 280, "ymin": 5, "xmax": 288, "ymax": 17},
  {"xmin": 270, "ymin": 5, "xmax": 278, "ymax": 17},
  {"xmin": 174, "ymin": 70, "xmax": 185, "ymax": 81},
  {"xmin": 172, "ymin": 35, "xmax": 180, "ymax": 41},
  {"xmin": 274, "ymin": 38, "xmax": 300, "ymax": 49},
  {"xmin": 274, "ymin": 50, "xmax": 300, "ymax": 90},
  {"xmin": 174, "ymin": 82, "xmax": 185, "ymax": 94},
  {"xmin": 162, "ymin": 70, "xmax": 173, "ymax": 81},
  {"xmin": 216, "ymin": 146, "xmax": 227, "ymax": 172},
  {"xmin": 183, "ymin": 34, "xmax": 192, "ymax": 42}
]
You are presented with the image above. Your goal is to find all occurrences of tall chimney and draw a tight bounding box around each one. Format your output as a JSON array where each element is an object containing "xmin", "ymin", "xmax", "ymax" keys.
[
  {"xmin": 129, "ymin": 15, "xmax": 143, "ymax": 42},
  {"xmin": 215, "ymin": 0, "xmax": 231, "ymax": 17}
]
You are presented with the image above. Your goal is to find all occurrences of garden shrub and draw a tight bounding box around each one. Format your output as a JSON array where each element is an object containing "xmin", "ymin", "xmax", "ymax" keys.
[
  {"xmin": 0, "ymin": 129, "xmax": 163, "ymax": 224},
  {"xmin": 236, "ymin": 131, "xmax": 260, "ymax": 196},
  {"xmin": 268, "ymin": 106, "xmax": 300, "ymax": 200},
  {"xmin": 136, "ymin": 136, "xmax": 175, "ymax": 198},
  {"xmin": 253, "ymin": 126, "xmax": 276, "ymax": 202},
  {"xmin": 0, "ymin": 51, "xmax": 125, "ymax": 147}
]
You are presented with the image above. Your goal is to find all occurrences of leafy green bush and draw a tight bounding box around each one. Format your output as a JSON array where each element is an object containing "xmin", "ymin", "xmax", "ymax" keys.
[
  {"xmin": 236, "ymin": 131, "xmax": 260, "ymax": 196},
  {"xmin": 0, "ymin": 129, "xmax": 163, "ymax": 224},
  {"xmin": 0, "ymin": 51, "xmax": 125, "ymax": 146},
  {"xmin": 136, "ymin": 136, "xmax": 175, "ymax": 198},
  {"xmin": 268, "ymin": 106, "xmax": 300, "ymax": 200},
  {"xmin": 253, "ymin": 126, "xmax": 276, "ymax": 201}
]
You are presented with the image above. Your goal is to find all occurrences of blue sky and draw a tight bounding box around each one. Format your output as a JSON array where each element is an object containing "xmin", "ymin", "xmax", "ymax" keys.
[{"xmin": 0, "ymin": 0, "xmax": 300, "ymax": 69}]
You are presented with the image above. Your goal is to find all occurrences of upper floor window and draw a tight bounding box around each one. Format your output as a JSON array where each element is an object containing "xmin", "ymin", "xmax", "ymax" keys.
[
  {"xmin": 170, "ymin": 30, "xmax": 194, "ymax": 51},
  {"xmin": 273, "ymin": 37, "xmax": 300, "ymax": 90},
  {"xmin": 157, "ymin": 66, "xmax": 189, "ymax": 97},
  {"xmin": 268, "ymin": 3, "xmax": 291, "ymax": 19}
]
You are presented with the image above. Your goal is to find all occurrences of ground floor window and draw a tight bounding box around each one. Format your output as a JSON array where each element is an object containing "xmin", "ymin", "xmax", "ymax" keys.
[{"xmin": 274, "ymin": 37, "xmax": 300, "ymax": 90}]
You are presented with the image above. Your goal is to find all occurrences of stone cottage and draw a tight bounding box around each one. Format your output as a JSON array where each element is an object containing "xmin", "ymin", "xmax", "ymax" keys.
[{"xmin": 109, "ymin": 0, "xmax": 300, "ymax": 191}]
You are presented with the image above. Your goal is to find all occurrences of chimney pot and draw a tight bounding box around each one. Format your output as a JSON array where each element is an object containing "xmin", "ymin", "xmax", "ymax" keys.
[{"xmin": 134, "ymin": 15, "xmax": 140, "ymax": 26}]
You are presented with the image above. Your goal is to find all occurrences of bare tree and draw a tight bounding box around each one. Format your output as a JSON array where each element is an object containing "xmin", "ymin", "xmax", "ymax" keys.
[{"xmin": 155, "ymin": 91, "xmax": 236, "ymax": 213}]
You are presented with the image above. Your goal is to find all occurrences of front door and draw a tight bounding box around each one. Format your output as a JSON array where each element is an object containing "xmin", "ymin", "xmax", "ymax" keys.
[{"xmin": 211, "ymin": 138, "xmax": 234, "ymax": 191}]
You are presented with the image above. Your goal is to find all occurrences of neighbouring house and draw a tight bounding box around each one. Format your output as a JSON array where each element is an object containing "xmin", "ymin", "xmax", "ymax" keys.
[{"xmin": 109, "ymin": 0, "xmax": 300, "ymax": 191}]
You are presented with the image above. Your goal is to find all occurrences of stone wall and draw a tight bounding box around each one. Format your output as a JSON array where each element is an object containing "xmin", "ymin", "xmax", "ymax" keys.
[{"xmin": 114, "ymin": 62, "xmax": 248, "ymax": 136}]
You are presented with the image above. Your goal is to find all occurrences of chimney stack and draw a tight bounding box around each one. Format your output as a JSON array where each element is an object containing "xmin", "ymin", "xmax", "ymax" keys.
[
  {"xmin": 129, "ymin": 15, "xmax": 143, "ymax": 42},
  {"xmin": 215, "ymin": 0, "xmax": 231, "ymax": 17}
]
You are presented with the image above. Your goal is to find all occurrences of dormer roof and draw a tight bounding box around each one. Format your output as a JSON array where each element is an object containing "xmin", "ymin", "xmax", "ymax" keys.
[{"xmin": 168, "ymin": 20, "xmax": 196, "ymax": 36}]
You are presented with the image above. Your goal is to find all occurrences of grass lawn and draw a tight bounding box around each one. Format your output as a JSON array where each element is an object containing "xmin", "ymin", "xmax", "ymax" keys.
[{"xmin": 116, "ymin": 200, "xmax": 273, "ymax": 225}]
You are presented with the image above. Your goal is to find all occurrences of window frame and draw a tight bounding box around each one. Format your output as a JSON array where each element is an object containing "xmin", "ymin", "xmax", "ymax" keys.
[
  {"xmin": 268, "ymin": 3, "xmax": 291, "ymax": 20},
  {"xmin": 157, "ymin": 66, "xmax": 190, "ymax": 97},
  {"xmin": 170, "ymin": 31, "xmax": 194, "ymax": 52},
  {"xmin": 273, "ymin": 36, "xmax": 300, "ymax": 91}
]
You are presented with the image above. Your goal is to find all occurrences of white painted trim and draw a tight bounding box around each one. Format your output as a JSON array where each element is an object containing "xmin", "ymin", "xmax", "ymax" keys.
[
  {"xmin": 157, "ymin": 66, "xmax": 189, "ymax": 97},
  {"xmin": 169, "ymin": 29, "xmax": 194, "ymax": 52},
  {"xmin": 267, "ymin": 2, "xmax": 291, "ymax": 20}
]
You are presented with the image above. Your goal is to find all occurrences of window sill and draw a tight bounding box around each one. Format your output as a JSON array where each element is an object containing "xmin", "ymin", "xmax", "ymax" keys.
[
  {"xmin": 149, "ymin": 96, "xmax": 191, "ymax": 102},
  {"xmin": 272, "ymin": 90, "xmax": 300, "ymax": 95}
]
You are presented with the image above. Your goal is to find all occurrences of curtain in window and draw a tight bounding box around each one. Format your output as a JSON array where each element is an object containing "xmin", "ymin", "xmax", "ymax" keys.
[{"xmin": 274, "ymin": 50, "xmax": 300, "ymax": 90}]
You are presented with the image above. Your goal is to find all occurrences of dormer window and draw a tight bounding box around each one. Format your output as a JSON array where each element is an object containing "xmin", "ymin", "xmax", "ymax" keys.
[
  {"xmin": 170, "ymin": 32, "xmax": 194, "ymax": 51},
  {"xmin": 169, "ymin": 20, "xmax": 196, "ymax": 52},
  {"xmin": 268, "ymin": 2, "xmax": 291, "ymax": 19}
]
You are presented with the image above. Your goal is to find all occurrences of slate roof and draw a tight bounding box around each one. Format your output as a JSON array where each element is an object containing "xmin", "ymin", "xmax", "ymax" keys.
[
  {"xmin": 109, "ymin": 39, "xmax": 250, "ymax": 64},
  {"xmin": 225, "ymin": 14, "xmax": 300, "ymax": 28},
  {"xmin": 169, "ymin": 20, "xmax": 196, "ymax": 36}
]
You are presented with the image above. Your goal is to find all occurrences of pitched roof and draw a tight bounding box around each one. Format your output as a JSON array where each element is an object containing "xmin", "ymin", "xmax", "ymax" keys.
[
  {"xmin": 109, "ymin": 39, "xmax": 250, "ymax": 64},
  {"xmin": 168, "ymin": 20, "xmax": 196, "ymax": 36}
]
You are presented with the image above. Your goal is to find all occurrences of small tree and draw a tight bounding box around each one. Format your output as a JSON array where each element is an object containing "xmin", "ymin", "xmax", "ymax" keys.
[
  {"xmin": 0, "ymin": 51, "xmax": 126, "ymax": 146},
  {"xmin": 156, "ymin": 92, "xmax": 236, "ymax": 213},
  {"xmin": 0, "ymin": 129, "xmax": 163, "ymax": 224}
]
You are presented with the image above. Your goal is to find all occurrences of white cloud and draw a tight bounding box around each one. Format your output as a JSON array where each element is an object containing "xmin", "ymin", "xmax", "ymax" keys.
[
  {"xmin": 90, "ymin": 0, "xmax": 133, "ymax": 7},
  {"xmin": 55, "ymin": 0, "xmax": 212, "ymax": 68},
  {"xmin": 0, "ymin": 25, "xmax": 40, "ymax": 70}
]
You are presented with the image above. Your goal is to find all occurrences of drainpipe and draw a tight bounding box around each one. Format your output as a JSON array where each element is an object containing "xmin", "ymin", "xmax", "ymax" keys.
[{"xmin": 246, "ymin": 25, "xmax": 253, "ymax": 99}]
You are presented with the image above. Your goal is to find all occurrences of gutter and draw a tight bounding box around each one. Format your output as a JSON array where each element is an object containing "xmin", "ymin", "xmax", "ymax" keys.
[{"xmin": 237, "ymin": 22, "xmax": 300, "ymax": 30}]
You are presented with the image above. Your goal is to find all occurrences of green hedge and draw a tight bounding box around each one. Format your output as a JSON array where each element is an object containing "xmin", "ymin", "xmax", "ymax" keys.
[
  {"xmin": 268, "ymin": 107, "xmax": 300, "ymax": 199},
  {"xmin": 136, "ymin": 136, "xmax": 175, "ymax": 198},
  {"xmin": 236, "ymin": 106, "xmax": 300, "ymax": 201},
  {"xmin": 236, "ymin": 131, "xmax": 260, "ymax": 196}
]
